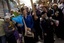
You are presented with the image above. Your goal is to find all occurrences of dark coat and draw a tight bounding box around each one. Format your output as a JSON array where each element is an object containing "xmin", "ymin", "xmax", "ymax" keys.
[
  {"xmin": 41, "ymin": 18, "xmax": 54, "ymax": 43},
  {"xmin": 52, "ymin": 8, "xmax": 63, "ymax": 21},
  {"xmin": 41, "ymin": 18, "xmax": 54, "ymax": 33}
]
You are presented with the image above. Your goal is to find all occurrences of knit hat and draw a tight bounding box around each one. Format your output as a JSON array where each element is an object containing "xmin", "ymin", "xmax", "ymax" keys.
[
  {"xmin": 4, "ymin": 16, "xmax": 10, "ymax": 19},
  {"xmin": 6, "ymin": 13, "xmax": 11, "ymax": 17}
]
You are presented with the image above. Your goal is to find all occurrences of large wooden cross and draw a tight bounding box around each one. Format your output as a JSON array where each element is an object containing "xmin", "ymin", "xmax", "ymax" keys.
[
  {"xmin": 30, "ymin": 0, "xmax": 36, "ymax": 15},
  {"xmin": 17, "ymin": 0, "xmax": 25, "ymax": 8},
  {"xmin": 17, "ymin": 0, "xmax": 36, "ymax": 15}
]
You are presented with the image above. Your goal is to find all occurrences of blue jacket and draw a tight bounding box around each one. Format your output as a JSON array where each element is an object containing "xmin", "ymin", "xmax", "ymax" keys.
[
  {"xmin": 12, "ymin": 15, "xmax": 24, "ymax": 27},
  {"xmin": 24, "ymin": 15, "xmax": 34, "ymax": 29}
]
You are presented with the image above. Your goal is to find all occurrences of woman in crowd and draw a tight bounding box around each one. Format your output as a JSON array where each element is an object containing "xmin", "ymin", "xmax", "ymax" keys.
[
  {"xmin": 52, "ymin": 3, "xmax": 63, "ymax": 39},
  {"xmin": 12, "ymin": 10, "xmax": 24, "ymax": 43},
  {"xmin": 32, "ymin": 4, "xmax": 43, "ymax": 43},
  {"xmin": 21, "ymin": 7, "xmax": 35, "ymax": 43},
  {"xmin": 41, "ymin": 6, "xmax": 54, "ymax": 43},
  {"xmin": 4, "ymin": 16, "xmax": 17, "ymax": 43}
]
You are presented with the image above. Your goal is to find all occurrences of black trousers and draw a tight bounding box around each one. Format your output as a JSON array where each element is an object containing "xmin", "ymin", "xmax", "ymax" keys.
[
  {"xmin": 59, "ymin": 25, "xmax": 64, "ymax": 39},
  {"xmin": 55, "ymin": 21, "xmax": 64, "ymax": 39},
  {"xmin": 44, "ymin": 32, "xmax": 54, "ymax": 43},
  {"xmin": 6, "ymin": 34, "xmax": 17, "ymax": 43},
  {"xmin": 0, "ymin": 35, "xmax": 6, "ymax": 43},
  {"xmin": 34, "ymin": 28, "xmax": 43, "ymax": 42},
  {"xmin": 24, "ymin": 36, "xmax": 35, "ymax": 43},
  {"xmin": 55, "ymin": 26, "xmax": 61, "ymax": 38}
]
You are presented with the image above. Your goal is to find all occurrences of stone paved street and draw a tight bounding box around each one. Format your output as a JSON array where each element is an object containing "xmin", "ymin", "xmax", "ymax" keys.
[
  {"xmin": 37, "ymin": 38, "xmax": 64, "ymax": 43},
  {"xmin": 55, "ymin": 39, "xmax": 64, "ymax": 43}
]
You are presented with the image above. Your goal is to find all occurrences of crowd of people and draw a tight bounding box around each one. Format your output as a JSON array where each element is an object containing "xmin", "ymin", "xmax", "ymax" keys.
[{"xmin": 0, "ymin": 0, "xmax": 64, "ymax": 43}]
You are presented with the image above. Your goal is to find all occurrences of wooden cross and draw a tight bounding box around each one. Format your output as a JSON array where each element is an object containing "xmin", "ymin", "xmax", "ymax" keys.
[
  {"xmin": 30, "ymin": 0, "xmax": 38, "ymax": 20},
  {"xmin": 17, "ymin": 0, "xmax": 25, "ymax": 8},
  {"xmin": 30, "ymin": 0, "xmax": 36, "ymax": 15}
]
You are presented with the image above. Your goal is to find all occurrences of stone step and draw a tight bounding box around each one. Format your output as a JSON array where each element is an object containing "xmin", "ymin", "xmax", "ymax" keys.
[{"xmin": 0, "ymin": 1, "xmax": 4, "ymax": 18}]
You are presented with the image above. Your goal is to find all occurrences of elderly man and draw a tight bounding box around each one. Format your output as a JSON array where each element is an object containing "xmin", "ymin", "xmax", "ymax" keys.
[{"xmin": 0, "ymin": 18, "xmax": 6, "ymax": 43}]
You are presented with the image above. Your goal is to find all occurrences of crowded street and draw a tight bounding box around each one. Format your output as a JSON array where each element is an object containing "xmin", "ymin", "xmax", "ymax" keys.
[{"xmin": 0, "ymin": 0, "xmax": 64, "ymax": 43}]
